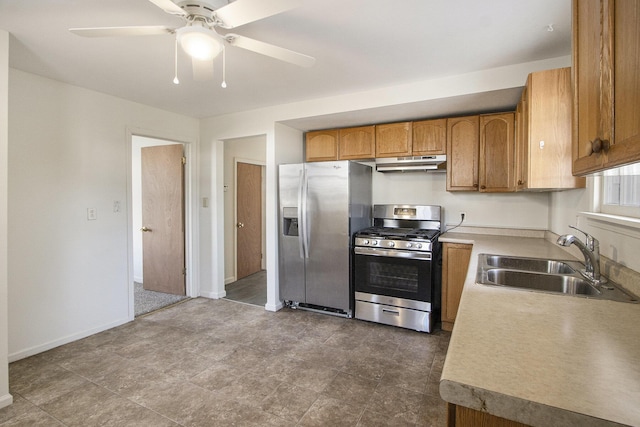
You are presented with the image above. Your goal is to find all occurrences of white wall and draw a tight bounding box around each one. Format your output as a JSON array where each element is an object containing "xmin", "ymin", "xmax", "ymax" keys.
[
  {"xmin": 0, "ymin": 30, "xmax": 12, "ymax": 409},
  {"xmin": 7, "ymin": 70, "xmax": 198, "ymax": 361},
  {"xmin": 372, "ymin": 171, "xmax": 550, "ymax": 229},
  {"xmin": 199, "ymin": 57, "xmax": 569, "ymax": 313},
  {"xmin": 549, "ymin": 179, "xmax": 640, "ymax": 273},
  {"xmin": 223, "ymin": 135, "xmax": 266, "ymax": 283}
]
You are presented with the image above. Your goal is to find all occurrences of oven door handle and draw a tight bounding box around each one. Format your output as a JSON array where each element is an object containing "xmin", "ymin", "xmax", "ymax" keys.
[{"xmin": 354, "ymin": 247, "xmax": 432, "ymax": 261}]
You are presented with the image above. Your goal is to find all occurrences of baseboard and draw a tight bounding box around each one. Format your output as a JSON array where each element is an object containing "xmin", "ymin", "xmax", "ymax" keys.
[
  {"xmin": 265, "ymin": 300, "xmax": 283, "ymax": 312},
  {"xmin": 0, "ymin": 393, "xmax": 13, "ymax": 410},
  {"xmin": 200, "ymin": 290, "xmax": 226, "ymax": 299},
  {"xmin": 224, "ymin": 276, "xmax": 236, "ymax": 285},
  {"xmin": 134, "ymin": 275, "xmax": 143, "ymax": 283},
  {"xmin": 8, "ymin": 317, "xmax": 131, "ymax": 363}
]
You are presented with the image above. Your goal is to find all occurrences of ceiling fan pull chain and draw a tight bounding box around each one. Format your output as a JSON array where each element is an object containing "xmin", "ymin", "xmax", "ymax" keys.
[
  {"xmin": 173, "ymin": 34, "xmax": 180, "ymax": 84},
  {"xmin": 221, "ymin": 45, "xmax": 227, "ymax": 88}
]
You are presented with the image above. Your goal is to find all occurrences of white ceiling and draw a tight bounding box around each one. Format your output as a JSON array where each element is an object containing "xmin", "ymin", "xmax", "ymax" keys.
[{"xmin": 0, "ymin": 0, "xmax": 571, "ymax": 124}]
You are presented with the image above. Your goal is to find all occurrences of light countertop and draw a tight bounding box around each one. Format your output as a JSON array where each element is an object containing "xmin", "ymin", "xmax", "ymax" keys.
[{"xmin": 438, "ymin": 232, "xmax": 640, "ymax": 427}]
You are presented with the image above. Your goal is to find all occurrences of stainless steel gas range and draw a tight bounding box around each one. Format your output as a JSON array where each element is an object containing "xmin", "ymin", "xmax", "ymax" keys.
[{"xmin": 353, "ymin": 204, "xmax": 442, "ymax": 333}]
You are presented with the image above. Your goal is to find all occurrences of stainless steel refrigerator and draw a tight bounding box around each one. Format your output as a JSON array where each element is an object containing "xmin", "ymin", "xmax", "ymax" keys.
[{"xmin": 279, "ymin": 161, "xmax": 372, "ymax": 317}]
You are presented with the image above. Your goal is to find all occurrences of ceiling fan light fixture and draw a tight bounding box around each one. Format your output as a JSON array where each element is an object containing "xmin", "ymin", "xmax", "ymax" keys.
[{"xmin": 177, "ymin": 25, "xmax": 222, "ymax": 61}]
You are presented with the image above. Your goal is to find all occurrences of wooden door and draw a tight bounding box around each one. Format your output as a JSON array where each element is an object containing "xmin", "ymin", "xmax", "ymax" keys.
[
  {"xmin": 572, "ymin": 0, "xmax": 608, "ymax": 174},
  {"xmin": 375, "ymin": 122, "xmax": 412, "ymax": 158},
  {"xmin": 441, "ymin": 243, "xmax": 472, "ymax": 332},
  {"xmin": 412, "ymin": 118, "xmax": 447, "ymax": 155},
  {"xmin": 446, "ymin": 116, "xmax": 479, "ymax": 191},
  {"xmin": 141, "ymin": 144, "xmax": 185, "ymax": 295},
  {"xmin": 236, "ymin": 162, "xmax": 262, "ymax": 280},
  {"xmin": 606, "ymin": 0, "xmax": 640, "ymax": 168},
  {"xmin": 573, "ymin": 0, "xmax": 640, "ymax": 174},
  {"xmin": 515, "ymin": 84, "xmax": 529, "ymax": 190},
  {"xmin": 338, "ymin": 126, "xmax": 375, "ymax": 160},
  {"xmin": 479, "ymin": 113, "xmax": 515, "ymax": 192},
  {"xmin": 305, "ymin": 129, "xmax": 338, "ymax": 162}
]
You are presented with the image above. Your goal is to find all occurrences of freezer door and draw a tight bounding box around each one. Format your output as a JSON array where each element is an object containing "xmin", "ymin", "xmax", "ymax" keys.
[
  {"xmin": 278, "ymin": 163, "xmax": 305, "ymax": 303},
  {"xmin": 304, "ymin": 161, "xmax": 351, "ymax": 312}
]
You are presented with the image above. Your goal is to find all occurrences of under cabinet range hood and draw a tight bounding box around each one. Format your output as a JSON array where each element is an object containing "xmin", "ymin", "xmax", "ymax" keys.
[{"xmin": 375, "ymin": 155, "xmax": 446, "ymax": 172}]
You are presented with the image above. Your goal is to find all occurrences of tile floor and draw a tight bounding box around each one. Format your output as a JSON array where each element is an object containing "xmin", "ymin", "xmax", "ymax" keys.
[
  {"xmin": 224, "ymin": 270, "xmax": 267, "ymax": 307},
  {"xmin": 1, "ymin": 298, "xmax": 450, "ymax": 426}
]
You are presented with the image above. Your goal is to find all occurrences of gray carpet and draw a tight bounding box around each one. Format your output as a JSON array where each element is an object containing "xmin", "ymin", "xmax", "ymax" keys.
[{"xmin": 134, "ymin": 282, "xmax": 189, "ymax": 317}]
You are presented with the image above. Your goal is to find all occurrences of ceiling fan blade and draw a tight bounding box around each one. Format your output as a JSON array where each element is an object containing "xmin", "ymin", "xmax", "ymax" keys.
[
  {"xmin": 225, "ymin": 34, "xmax": 315, "ymax": 67},
  {"xmin": 214, "ymin": 0, "xmax": 301, "ymax": 29},
  {"xmin": 192, "ymin": 57, "xmax": 214, "ymax": 81},
  {"xmin": 147, "ymin": 0, "xmax": 186, "ymax": 16},
  {"xmin": 70, "ymin": 26, "xmax": 172, "ymax": 37}
]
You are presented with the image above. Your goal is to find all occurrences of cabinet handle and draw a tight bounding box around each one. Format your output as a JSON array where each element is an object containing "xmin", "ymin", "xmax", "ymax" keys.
[
  {"xmin": 588, "ymin": 137, "xmax": 610, "ymax": 155},
  {"xmin": 517, "ymin": 180, "xmax": 524, "ymax": 185},
  {"xmin": 480, "ymin": 185, "xmax": 486, "ymax": 189},
  {"xmin": 473, "ymin": 183, "xmax": 478, "ymax": 188}
]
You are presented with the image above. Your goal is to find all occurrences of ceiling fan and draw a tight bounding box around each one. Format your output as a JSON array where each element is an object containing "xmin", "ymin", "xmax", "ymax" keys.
[{"xmin": 69, "ymin": 0, "xmax": 315, "ymax": 85}]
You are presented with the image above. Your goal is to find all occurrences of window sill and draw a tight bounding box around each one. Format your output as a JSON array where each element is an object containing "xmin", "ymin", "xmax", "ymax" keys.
[{"xmin": 579, "ymin": 212, "xmax": 640, "ymax": 238}]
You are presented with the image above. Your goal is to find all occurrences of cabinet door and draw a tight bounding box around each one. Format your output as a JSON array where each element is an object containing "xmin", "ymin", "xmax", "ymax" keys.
[
  {"xmin": 305, "ymin": 130, "xmax": 339, "ymax": 162},
  {"xmin": 441, "ymin": 243, "xmax": 472, "ymax": 332},
  {"xmin": 515, "ymin": 84, "xmax": 529, "ymax": 191},
  {"xmin": 412, "ymin": 119, "xmax": 447, "ymax": 155},
  {"xmin": 375, "ymin": 122, "xmax": 412, "ymax": 158},
  {"xmin": 479, "ymin": 113, "xmax": 515, "ymax": 192},
  {"xmin": 338, "ymin": 126, "xmax": 375, "ymax": 160},
  {"xmin": 572, "ymin": 0, "xmax": 640, "ymax": 174},
  {"xmin": 447, "ymin": 116, "xmax": 479, "ymax": 191},
  {"xmin": 528, "ymin": 68, "xmax": 585, "ymax": 189},
  {"xmin": 573, "ymin": 0, "xmax": 610, "ymax": 174},
  {"xmin": 607, "ymin": 0, "xmax": 640, "ymax": 168}
]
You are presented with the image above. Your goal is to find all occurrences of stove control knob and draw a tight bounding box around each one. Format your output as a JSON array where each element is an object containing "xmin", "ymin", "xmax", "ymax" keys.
[
  {"xmin": 372, "ymin": 240, "xmax": 378, "ymax": 245},
  {"xmin": 416, "ymin": 243, "xmax": 423, "ymax": 249},
  {"xmin": 406, "ymin": 243, "xmax": 413, "ymax": 248},
  {"xmin": 363, "ymin": 240, "xmax": 370, "ymax": 245},
  {"xmin": 388, "ymin": 241, "xmax": 395, "ymax": 248}
]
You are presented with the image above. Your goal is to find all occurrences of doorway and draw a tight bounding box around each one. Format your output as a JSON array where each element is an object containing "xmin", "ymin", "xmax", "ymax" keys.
[
  {"xmin": 222, "ymin": 136, "xmax": 267, "ymax": 307},
  {"xmin": 131, "ymin": 135, "xmax": 190, "ymax": 316}
]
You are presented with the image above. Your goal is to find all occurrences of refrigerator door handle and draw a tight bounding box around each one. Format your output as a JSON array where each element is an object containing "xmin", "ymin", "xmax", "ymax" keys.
[
  {"xmin": 301, "ymin": 167, "xmax": 310, "ymax": 258},
  {"xmin": 297, "ymin": 169, "xmax": 305, "ymax": 259}
]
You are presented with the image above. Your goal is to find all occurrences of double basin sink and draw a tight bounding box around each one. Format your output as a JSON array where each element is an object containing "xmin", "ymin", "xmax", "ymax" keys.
[{"xmin": 477, "ymin": 254, "xmax": 639, "ymax": 303}]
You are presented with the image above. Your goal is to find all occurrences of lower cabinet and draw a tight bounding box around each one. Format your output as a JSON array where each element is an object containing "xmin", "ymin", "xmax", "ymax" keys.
[
  {"xmin": 448, "ymin": 404, "xmax": 531, "ymax": 427},
  {"xmin": 441, "ymin": 243, "xmax": 472, "ymax": 332}
]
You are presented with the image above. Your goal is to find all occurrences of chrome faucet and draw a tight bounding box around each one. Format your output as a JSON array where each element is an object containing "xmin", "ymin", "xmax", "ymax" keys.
[{"xmin": 557, "ymin": 226, "xmax": 601, "ymax": 283}]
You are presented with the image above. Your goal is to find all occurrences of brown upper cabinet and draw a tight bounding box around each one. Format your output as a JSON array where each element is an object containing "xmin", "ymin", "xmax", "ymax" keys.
[
  {"xmin": 572, "ymin": 0, "xmax": 640, "ymax": 175},
  {"xmin": 375, "ymin": 122, "xmax": 412, "ymax": 158},
  {"xmin": 305, "ymin": 129, "xmax": 339, "ymax": 162},
  {"xmin": 447, "ymin": 116, "xmax": 480, "ymax": 191},
  {"xmin": 448, "ymin": 113, "xmax": 516, "ymax": 192},
  {"xmin": 412, "ymin": 118, "xmax": 447, "ymax": 155},
  {"xmin": 338, "ymin": 126, "xmax": 376, "ymax": 160},
  {"xmin": 479, "ymin": 113, "xmax": 516, "ymax": 192},
  {"xmin": 305, "ymin": 126, "xmax": 375, "ymax": 162},
  {"xmin": 517, "ymin": 68, "xmax": 585, "ymax": 190}
]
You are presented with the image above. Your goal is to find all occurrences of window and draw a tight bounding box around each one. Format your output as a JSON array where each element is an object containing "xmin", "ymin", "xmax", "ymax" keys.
[{"xmin": 601, "ymin": 163, "xmax": 640, "ymax": 218}]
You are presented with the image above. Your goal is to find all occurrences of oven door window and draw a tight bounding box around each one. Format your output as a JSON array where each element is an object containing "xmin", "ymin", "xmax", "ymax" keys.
[{"xmin": 354, "ymin": 253, "xmax": 432, "ymax": 302}]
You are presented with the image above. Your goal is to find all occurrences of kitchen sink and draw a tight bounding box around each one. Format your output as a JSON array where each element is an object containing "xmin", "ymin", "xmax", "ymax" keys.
[
  {"xmin": 483, "ymin": 254, "xmax": 578, "ymax": 274},
  {"xmin": 484, "ymin": 269, "xmax": 600, "ymax": 296},
  {"xmin": 477, "ymin": 254, "xmax": 639, "ymax": 303}
]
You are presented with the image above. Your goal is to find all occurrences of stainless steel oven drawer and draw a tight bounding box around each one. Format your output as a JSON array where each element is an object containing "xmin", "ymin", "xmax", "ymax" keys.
[{"xmin": 355, "ymin": 300, "xmax": 432, "ymax": 333}]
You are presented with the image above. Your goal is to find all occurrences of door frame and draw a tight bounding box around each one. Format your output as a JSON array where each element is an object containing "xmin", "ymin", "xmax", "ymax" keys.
[
  {"xmin": 126, "ymin": 128, "xmax": 199, "ymax": 320},
  {"xmin": 233, "ymin": 157, "xmax": 266, "ymax": 282}
]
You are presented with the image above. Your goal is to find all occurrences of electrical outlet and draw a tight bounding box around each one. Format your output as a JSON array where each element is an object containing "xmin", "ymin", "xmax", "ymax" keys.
[{"xmin": 87, "ymin": 208, "xmax": 97, "ymax": 220}]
